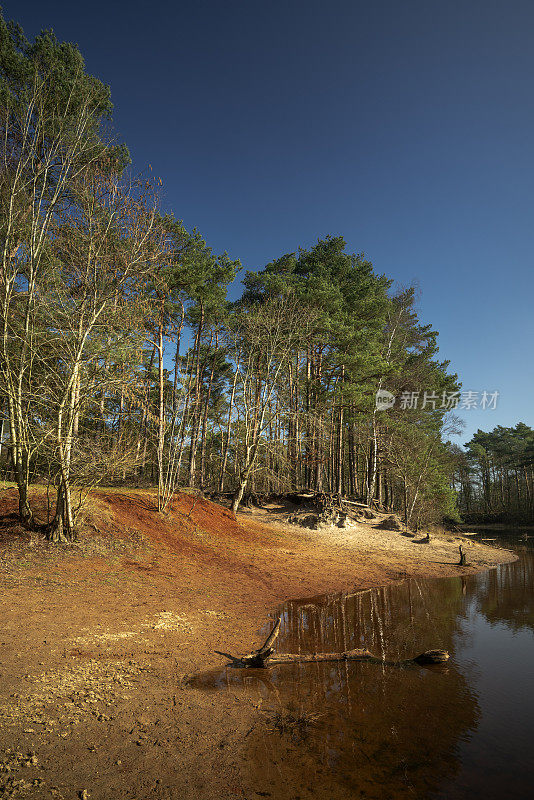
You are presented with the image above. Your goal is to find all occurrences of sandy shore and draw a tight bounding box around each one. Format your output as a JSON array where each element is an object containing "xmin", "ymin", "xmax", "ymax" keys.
[{"xmin": 0, "ymin": 489, "xmax": 517, "ymax": 800}]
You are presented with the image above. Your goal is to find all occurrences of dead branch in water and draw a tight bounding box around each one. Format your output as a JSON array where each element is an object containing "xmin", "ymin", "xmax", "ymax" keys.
[
  {"xmin": 239, "ymin": 618, "xmax": 449, "ymax": 669},
  {"xmin": 241, "ymin": 617, "xmax": 282, "ymax": 666}
]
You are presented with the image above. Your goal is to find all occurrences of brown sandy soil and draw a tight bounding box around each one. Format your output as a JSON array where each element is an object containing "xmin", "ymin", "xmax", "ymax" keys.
[{"xmin": 0, "ymin": 487, "xmax": 516, "ymax": 800}]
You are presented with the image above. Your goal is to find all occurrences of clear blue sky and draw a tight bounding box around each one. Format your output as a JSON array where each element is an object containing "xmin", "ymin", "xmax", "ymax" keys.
[{"xmin": 5, "ymin": 0, "xmax": 533, "ymax": 444}]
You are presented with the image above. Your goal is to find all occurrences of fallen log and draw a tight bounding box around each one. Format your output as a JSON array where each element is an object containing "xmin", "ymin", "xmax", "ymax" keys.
[
  {"xmin": 243, "ymin": 647, "xmax": 449, "ymax": 668},
  {"xmin": 240, "ymin": 618, "xmax": 449, "ymax": 669}
]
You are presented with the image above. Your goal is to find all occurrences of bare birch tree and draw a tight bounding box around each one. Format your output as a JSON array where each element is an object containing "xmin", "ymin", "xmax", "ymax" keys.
[
  {"xmin": 37, "ymin": 164, "xmax": 166, "ymax": 540},
  {"xmin": 0, "ymin": 72, "xmax": 110, "ymax": 527},
  {"xmin": 227, "ymin": 296, "xmax": 312, "ymax": 514}
]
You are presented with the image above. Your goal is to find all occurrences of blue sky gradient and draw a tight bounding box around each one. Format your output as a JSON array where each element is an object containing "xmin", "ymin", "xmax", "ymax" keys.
[{"xmin": 6, "ymin": 0, "xmax": 533, "ymax": 444}]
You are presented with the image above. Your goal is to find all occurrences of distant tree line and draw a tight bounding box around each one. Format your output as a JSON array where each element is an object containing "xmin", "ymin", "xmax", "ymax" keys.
[
  {"xmin": 452, "ymin": 424, "xmax": 534, "ymax": 523},
  {"xmin": 4, "ymin": 11, "xmax": 523, "ymax": 540}
]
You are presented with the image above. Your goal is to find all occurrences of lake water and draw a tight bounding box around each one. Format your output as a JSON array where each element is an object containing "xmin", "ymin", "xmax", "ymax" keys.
[{"xmin": 190, "ymin": 531, "xmax": 534, "ymax": 799}]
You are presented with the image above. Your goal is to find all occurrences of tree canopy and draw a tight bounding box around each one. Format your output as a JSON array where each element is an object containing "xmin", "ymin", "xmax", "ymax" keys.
[{"xmin": 2, "ymin": 7, "xmax": 530, "ymax": 537}]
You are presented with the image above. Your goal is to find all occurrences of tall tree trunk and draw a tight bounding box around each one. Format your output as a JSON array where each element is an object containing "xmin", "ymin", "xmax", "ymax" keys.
[
  {"xmin": 293, "ymin": 352, "xmax": 300, "ymax": 489},
  {"xmin": 403, "ymin": 476, "xmax": 409, "ymax": 530},
  {"xmin": 199, "ymin": 335, "xmax": 218, "ymax": 489},
  {"xmin": 187, "ymin": 304, "xmax": 204, "ymax": 486},
  {"xmin": 367, "ymin": 416, "xmax": 379, "ymax": 505},
  {"xmin": 305, "ymin": 350, "xmax": 311, "ymax": 488},
  {"xmin": 336, "ymin": 365, "xmax": 345, "ymax": 495},
  {"xmin": 157, "ymin": 319, "xmax": 165, "ymax": 508},
  {"xmin": 219, "ymin": 354, "xmax": 240, "ymax": 492},
  {"xmin": 172, "ymin": 302, "xmax": 185, "ymax": 414},
  {"xmin": 49, "ymin": 357, "xmax": 81, "ymax": 542},
  {"xmin": 136, "ymin": 344, "xmax": 156, "ymax": 475},
  {"xmin": 7, "ymin": 395, "xmax": 34, "ymax": 528}
]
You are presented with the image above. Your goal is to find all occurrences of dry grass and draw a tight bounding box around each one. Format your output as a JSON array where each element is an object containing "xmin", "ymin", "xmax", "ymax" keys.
[{"xmin": 264, "ymin": 707, "xmax": 324, "ymax": 742}]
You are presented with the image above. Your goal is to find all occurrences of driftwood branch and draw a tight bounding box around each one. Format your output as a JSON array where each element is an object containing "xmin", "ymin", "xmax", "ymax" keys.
[
  {"xmin": 240, "ymin": 619, "xmax": 449, "ymax": 669},
  {"xmin": 241, "ymin": 617, "xmax": 282, "ymax": 666}
]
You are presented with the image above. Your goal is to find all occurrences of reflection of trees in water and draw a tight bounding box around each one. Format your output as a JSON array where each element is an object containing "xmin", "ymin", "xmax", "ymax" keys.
[
  {"xmin": 191, "ymin": 549, "xmax": 534, "ymax": 798},
  {"xmin": 473, "ymin": 546, "xmax": 534, "ymax": 633},
  {"xmin": 276, "ymin": 577, "xmax": 466, "ymax": 661},
  {"xmin": 242, "ymin": 580, "xmax": 480, "ymax": 800}
]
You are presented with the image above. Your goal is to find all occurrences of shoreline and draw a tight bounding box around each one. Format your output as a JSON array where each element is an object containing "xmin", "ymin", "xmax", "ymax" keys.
[{"xmin": 0, "ymin": 489, "xmax": 519, "ymax": 800}]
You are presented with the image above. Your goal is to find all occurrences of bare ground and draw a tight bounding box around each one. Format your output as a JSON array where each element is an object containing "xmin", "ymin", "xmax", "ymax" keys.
[{"xmin": 0, "ymin": 488, "xmax": 516, "ymax": 800}]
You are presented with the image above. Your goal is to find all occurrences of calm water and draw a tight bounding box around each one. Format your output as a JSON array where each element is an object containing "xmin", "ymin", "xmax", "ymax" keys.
[{"xmin": 190, "ymin": 532, "xmax": 534, "ymax": 799}]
